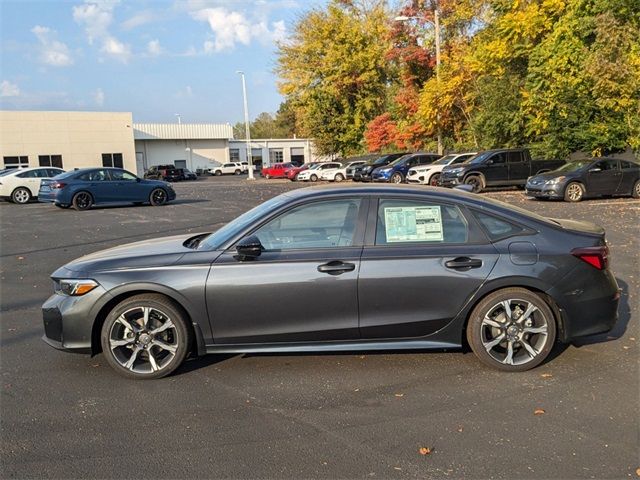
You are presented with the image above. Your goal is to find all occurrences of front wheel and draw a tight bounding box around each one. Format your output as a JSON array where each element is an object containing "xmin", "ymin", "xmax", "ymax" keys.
[
  {"xmin": 464, "ymin": 175, "xmax": 484, "ymax": 193},
  {"xmin": 428, "ymin": 173, "xmax": 441, "ymax": 186},
  {"xmin": 466, "ymin": 288, "xmax": 556, "ymax": 372},
  {"xmin": 11, "ymin": 187, "xmax": 31, "ymax": 204},
  {"xmin": 100, "ymin": 294, "xmax": 191, "ymax": 379},
  {"xmin": 265, "ymin": 174, "xmax": 271, "ymax": 179},
  {"xmin": 310, "ymin": 174, "xmax": 318, "ymax": 182},
  {"xmin": 234, "ymin": 170, "xmax": 241, "ymax": 175},
  {"xmin": 149, "ymin": 188, "xmax": 168, "ymax": 206},
  {"xmin": 72, "ymin": 191, "xmax": 93, "ymax": 211},
  {"xmin": 632, "ymin": 180, "xmax": 640, "ymax": 199},
  {"xmin": 564, "ymin": 182, "xmax": 584, "ymax": 202},
  {"xmin": 390, "ymin": 172, "xmax": 404, "ymax": 184},
  {"xmin": 215, "ymin": 170, "xmax": 222, "ymax": 176}
]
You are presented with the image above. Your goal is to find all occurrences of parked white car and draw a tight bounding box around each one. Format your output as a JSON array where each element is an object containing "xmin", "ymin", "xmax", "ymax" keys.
[
  {"xmin": 296, "ymin": 162, "xmax": 343, "ymax": 182},
  {"xmin": 320, "ymin": 161, "xmax": 366, "ymax": 182},
  {"xmin": 407, "ymin": 153, "xmax": 477, "ymax": 185},
  {"xmin": 210, "ymin": 162, "xmax": 244, "ymax": 176},
  {"xmin": 0, "ymin": 166, "xmax": 65, "ymax": 204}
]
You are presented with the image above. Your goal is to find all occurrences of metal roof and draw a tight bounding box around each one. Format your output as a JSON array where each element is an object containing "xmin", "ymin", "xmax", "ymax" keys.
[{"xmin": 133, "ymin": 123, "xmax": 233, "ymax": 140}]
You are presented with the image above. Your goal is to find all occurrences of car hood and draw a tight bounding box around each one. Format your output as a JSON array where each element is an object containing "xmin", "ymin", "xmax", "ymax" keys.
[
  {"xmin": 55, "ymin": 233, "xmax": 197, "ymax": 275},
  {"xmin": 528, "ymin": 171, "xmax": 577, "ymax": 183}
]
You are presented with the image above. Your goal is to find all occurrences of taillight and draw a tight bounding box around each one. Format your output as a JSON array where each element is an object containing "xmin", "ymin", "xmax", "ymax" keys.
[
  {"xmin": 571, "ymin": 245, "xmax": 609, "ymax": 270},
  {"xmin": 51, "ymin": 182, "xmax": 66, "ymax": 189}
]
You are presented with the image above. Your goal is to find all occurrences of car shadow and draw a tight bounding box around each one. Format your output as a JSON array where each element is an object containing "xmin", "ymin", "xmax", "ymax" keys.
[
  {"xmin": 74, "ymin": 199, "xmax": 210, "ymax": 210},
  {"xmin": 173, "ymin": 353, "xmax": 239, "ymax": 376}
]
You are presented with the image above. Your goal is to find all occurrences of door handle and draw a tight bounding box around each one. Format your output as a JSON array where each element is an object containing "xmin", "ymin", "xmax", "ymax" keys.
[
  {"xmin": 445, "ymin": 257, "xmax": 483, "ymax": 270},
  {"xmin": 317, "ymin": 261, "xmax": 356, "ymax": 275}
]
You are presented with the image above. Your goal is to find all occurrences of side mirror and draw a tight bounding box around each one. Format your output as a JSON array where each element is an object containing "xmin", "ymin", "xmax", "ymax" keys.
[
  {"xmin": 235, "ymin": 235, "xmax": 263, "ymax": 260},
  {"xmin": 136, "ymin": 177, "xmax": 141, "ymax": 182},
  {"xmin": 486, "ymin": 159, "xmax": 494, "ymax": 165},
  {"xmin": 589, "ymin": 167, "xmax": 602, "ymax": 173}
]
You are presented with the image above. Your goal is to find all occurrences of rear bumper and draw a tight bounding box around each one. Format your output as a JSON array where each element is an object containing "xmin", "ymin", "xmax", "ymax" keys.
[{"xmin": 38, "ymin": 191, "xmax": 58, "ymax": 203}]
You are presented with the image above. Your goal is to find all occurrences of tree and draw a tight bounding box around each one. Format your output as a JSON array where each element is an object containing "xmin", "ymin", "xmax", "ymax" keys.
[{"xmin": 276, "ymin": 0, "xmax": 391, "ymax": 155}]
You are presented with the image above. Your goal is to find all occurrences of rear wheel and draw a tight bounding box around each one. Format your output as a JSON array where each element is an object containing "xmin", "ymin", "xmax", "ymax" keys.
[
  {"xmin": 265, "ymin": 173, "xmax": 271, "ymax": 179},
  {"xmin": 149, "ymin": 188, "xmax": 168, "ymax": 206},
  {"xmin": 464, "ymin": 175, "xmax": 484, "ymax": 193},
  {"xmin": 391, "ymin": 172, "xmax": 404, "ymax": 184},
  {"xmin": 467, "ymin": 288, "xmax": 556, "ymax": 372},
  {"xmin": 11, "ymin": 187, "xmax": 31, "ymax": 204},
  {"xmin": 564, "ymin": 182, "xmax": 584, "ymax": 202},
  {"xmin": 334, "ymin": 173, "xmax": 344, "ymax": 182},
  {"xmin": 234, "ymin": 170, "xmax": 241, "ymax": 175},
  {"xmin": 428, "ymin": 173, "xmax": 441, "ymax": 186},
  {"xmin": 72, "ymin": 191, "xmax": 93, "ymax": 211},
  {"xmin": 100, "ymin": 294, "xmax": 191, "ymax": 379},
  {"xmin": 632, "ymin": 180, "xmax": 640, "ymax": 199}
]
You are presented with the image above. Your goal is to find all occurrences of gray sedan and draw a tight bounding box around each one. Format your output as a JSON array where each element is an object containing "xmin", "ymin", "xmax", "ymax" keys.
[{"xmin": 42, "ymin": 185, "xmax": 620, "ymax": 379}]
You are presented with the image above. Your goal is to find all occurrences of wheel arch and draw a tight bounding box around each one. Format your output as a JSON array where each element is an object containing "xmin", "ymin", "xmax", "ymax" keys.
[
  {"xmin": 90, "ymin": 285, "xmax": 206, "ymax": 357},
  {"xmin": 462, "ymin": 171, "xmax": 485, "ymax": 183}
]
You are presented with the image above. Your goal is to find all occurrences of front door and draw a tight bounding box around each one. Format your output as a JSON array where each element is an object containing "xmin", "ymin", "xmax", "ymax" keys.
[
  {"xmin": 206, "ymin": 197, "xmax": 367, "ymax": 344},
  {"xmin": 483, "ymin": 152, "xmax": 509, "ymax": 184},
  {"xmin": 358, "ymin": 197, "xmax": 498, "ymax": 339},
  {"xmin": 586, "ymin": 159, "xmax": 621, "ymax": 196},
  {"xmin": 107, "ymin": 169, "xmax": 145, "ymax": 202}
]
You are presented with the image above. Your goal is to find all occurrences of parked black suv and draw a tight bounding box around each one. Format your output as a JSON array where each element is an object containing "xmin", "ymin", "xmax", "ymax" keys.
[
  {"xmin": 144, "ymin": 165, "xmax": 182, "ymax": 182},
  {"xmin": 353, "ymin": 153, "xmax": 408, "ymax": 182},
  {"xmin": 439, "ymin": 148, "xmax": 565, "ymax": 192}
]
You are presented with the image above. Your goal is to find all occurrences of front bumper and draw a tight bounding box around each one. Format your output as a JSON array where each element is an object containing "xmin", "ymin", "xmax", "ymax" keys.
[
  {"xmin": 439, "ymin": 174, "xmax": 463, "ymax": 187},
  {"xmin": 525, "ymin": 184, "xmax": 563, "ymax": 199},
  {"xmin": 42, "ymin": 285, "xmax": 110, "ymax": 352}
]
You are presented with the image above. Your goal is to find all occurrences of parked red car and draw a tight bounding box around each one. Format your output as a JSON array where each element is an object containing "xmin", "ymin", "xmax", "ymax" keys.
[
  {"xmin": 261, "ymin": 163, "xmax": 296, "ymax": 179},
  {"xmin": 286, "ymin": 162, "xmax": 319, "ymax": 181}
]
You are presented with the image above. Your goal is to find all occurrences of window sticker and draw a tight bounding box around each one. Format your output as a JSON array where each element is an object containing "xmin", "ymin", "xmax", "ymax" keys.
[{"xmin": 384, "ymin": 206, "xmax": 443, "ymax": 242}]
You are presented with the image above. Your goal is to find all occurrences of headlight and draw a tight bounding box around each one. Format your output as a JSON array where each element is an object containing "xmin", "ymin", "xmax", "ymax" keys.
[
  {"xmin": 448, "ymin": 167, "xmax": 465, "ymax": 175},
  {"xmin": 56, "ymin": 279, "xmax": 99, "ymax": 296},
  {"xmin": 545, "ymin": 176, "xmax": 566, "ymax": 185}
]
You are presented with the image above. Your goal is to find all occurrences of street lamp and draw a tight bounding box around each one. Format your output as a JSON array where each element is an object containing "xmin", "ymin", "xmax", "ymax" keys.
[
  {"xmin": 175, "ymin": 113, "xmax": 182, "ymax": 125},
  {"xmin": 236, "ymin": 70, "xmax": 255, "ymax": 180},
  {"xmin": 395, "ymin": 10, "xmax": 443, "ymax": 155}
]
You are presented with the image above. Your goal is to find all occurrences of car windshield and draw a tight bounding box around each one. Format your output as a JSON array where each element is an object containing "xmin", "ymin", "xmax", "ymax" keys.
[
  {"xmin": 371, "ymin": 155, "xmax": 394, "ymax": 166},
  {"xmin": 198, "ymin": 195, "xmax": 290, "ymax": 250},
  {"xmin": 432, "ymin": 154, "xmax": 458, "ymax": 166},
  {"xmin": 389, "ymin": 155, "xmax": 412, "ymax": 166},
  {"xmin": 554, "ymin": 160, "xmax": 592, "ymax": 172}
]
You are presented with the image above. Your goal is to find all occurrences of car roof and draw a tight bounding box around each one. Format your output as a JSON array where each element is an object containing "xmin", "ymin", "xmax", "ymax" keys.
[{"xmin": 4, "ymin": 166, "xmax": 62, "ymax": 173}]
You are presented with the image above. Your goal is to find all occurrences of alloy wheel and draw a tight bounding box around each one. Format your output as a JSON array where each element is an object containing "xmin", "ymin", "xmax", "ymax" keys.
[
  {"xmin": 73, "ymin": 192, "xmax": 92, "ymax": 210},
  {"xmin": 108, "ymin": 306, "xmax": 178, "ymax": 374},
  {"xmin": 391, "ymin": 173, "xmax": 403, "ymax": 184},
  {"xmin": 12, "ymin": 188, "xmax": 30, "ymax": 204},
  {"xmin": 150, "ymin": 188, "xmax": 167, "ymax": 206},
  {"xmin": 429, "ymin": 174, "xmax": 440, "ymax": 186},
  {"xmin": 480, "ymin": 298, "xmax": 550, "ymax": 366},
  {"xmin": 565, "ymin": 183, "xmax": 583, "ymax": 202},
  {"xmin": 633, "ymin": 181, "xmax": 640, "ymax": 198}
]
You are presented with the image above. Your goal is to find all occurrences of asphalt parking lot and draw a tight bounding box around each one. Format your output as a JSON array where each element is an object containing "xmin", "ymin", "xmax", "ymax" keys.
[{"xmin": 1, "ymin": 176, "xmax": 638, "ymax": 479}]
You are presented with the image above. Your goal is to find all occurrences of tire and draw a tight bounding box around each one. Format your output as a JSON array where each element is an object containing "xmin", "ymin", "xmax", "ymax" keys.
[
  {"xmin": 466, "ymin": 288, "xmax": 556, "ymax": 372},
  {"xmin": 11, "ymin": 187, "xmax": 31, "ymax": 204},
  {"xmin": 390, "ymin": 172, "xmax": 404, "ymax": 184},
  {"xmin": 564, "ymin": 182, "xmax": 584, "ymax": 202},
  {"xmin": 265, "ymin": 174, "xmax": 271, "ymax": 179},
  {"xmin": 632, "ymin": 179, "xmax": 640, "ymax": 199},
  {"xmin": 334, "ymin": 173, "xmax": 344, "ymax": 183},
  {"xmin": 234, "ymin": 170, "xmax": 241, "ymax": 175},
  {"xmin": 149, "ymin": 188, "xmax": 168, "ymax": 206},
  {"xmin": 464, "ymin": 175, "xmax": 484, "ymax": 193},
  {"xmin": 55, "ymin": 203, "xmax": 70, "ymax": 209},
  {"xmin": 72, "ymin": 191, "xmax": 93, "ymax": 211},
  {"xmin": 310, "ymin": 174, "xmax": 318, "ymax": 182},
  {"xmin": 428, "ymin": 173, "xmax": 441, "ymax": 186},
  {"xmin": 215, "ymin": 170, "xmax": 222, "ymax": 176},
  {"xmin": 100, "ymin": 294, "xmax": 191, "ymax": 380}
]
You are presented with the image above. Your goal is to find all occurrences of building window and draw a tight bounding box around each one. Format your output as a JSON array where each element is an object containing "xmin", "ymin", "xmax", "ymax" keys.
[
  {"xmin": 38, "ymin": 155, "xmax": 63, "ymax": 168},
  {"xmin": 3, "ymin": 156, "xmax": 29, "ymax": 168},
  {"xmin": 269, "ymin": 148, "xmax": 284, "ymax": 163},
  {"xmin": 102, "ymin": 153, "xmax": 123, "ymax": 168},
  {"xmin": 230, "ymin": 149, "xmax": 240, "ymax": 161}
]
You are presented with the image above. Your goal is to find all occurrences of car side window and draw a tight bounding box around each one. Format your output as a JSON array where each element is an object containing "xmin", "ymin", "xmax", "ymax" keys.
[
  {"xmin": 110, "ymin": 170, "xmax": 137, "ymax": 181},
  {"xmin": 47, "ymin": 169, "xmax": 63, "ymax": 177},
  {"xmin": 621, "ymin": 161, "xmax": 638, "ymax": 170},
  {"xmin": 593, "ymin": 160, "xmax": 617, "ymax": 171},
  {"xmin": 507, "ymin": 151, "xmax": 523, "ymax": 163},
  {"xmin": 473, "ymin": 210, "xmax": 524, "ymax": 241},
  {"xmin": 253, "ymin": 199, "xmax": 362, "ymax": 250},
  {"xmin": 452, "ymin": 156, "xmax": 470, "ymax": 164},
  {"xmin": 375, "ymin": 199, "xmax": 468, "ymax": 245},
  {"xmin": 17, "ymin": 170, "xmax": 38, "ymax": 178},
  {"xmin": 491, "ymin": 153, "xmax": 507, "ymax": 164},
  {"xmin": 78, "ymin": 170, "xmax": 108, "ymax": 181}
]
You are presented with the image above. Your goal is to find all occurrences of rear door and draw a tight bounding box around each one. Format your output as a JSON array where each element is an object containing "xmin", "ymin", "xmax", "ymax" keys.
[
  {"xmin": 507, "ymin": 151, "xmax": 530, "ymax": 183},
  {"xmin": 207, "ymin": 197, "xmax": 367, "ymax": 343},
  {"xmin": 617, "ymin": 161, "xmax": 639, "ymax": 194},
  {"xmin": 358, "ymin": 196, "xmax": 498, "ymax": 339},
  {"xmin": 586, "ymin": 159, "xmax": 621, "ymax": 195}
]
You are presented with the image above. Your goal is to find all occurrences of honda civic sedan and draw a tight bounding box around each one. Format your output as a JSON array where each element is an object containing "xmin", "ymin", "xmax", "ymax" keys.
[{"xmin": 42, "ymin": 185, "xmax": 620, "ymax": 379}]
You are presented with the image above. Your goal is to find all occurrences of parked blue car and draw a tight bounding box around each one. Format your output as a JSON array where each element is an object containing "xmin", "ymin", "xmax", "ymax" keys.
[
  {"xmin": 371, "ymin": 152, "xmax": 441, "ymax": 183},
  {"xmin": 38, "ymin": 167, "xmax": 176, "ymax": 210}
]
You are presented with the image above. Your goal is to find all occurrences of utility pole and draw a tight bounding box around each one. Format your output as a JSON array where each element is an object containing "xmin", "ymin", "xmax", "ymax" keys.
[
  {"xmin": 434, "ymin": 7, "xmax": 442, "ymax": 155},
  {"xmin": 236, "ymin": 71, "xmax": 255, "ymax": 180}
]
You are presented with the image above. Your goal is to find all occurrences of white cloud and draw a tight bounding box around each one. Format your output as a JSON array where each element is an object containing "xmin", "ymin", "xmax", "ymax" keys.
[
  {"xmin": 147, "ymin": 39, "xmax": 162, "ymax": 56},
  {"xmin": 121, "ymin": 10, "xmax": 159, "ymax": 30},
  {"xmin": 191, "ymin": 7, "xmax": 287, "ymax": 53},
  {"xmin": 175, "ymin": 85, "xmax": 194, "ymax": 98},
  {"xmin": 0, "ymin": 80, "xmax": 20, "ymax": 97},
  {"xmin": 94, "ymin": 88, "xmax": 105, "ymax": 106},
  {"xmin": 72, "ymin": 0, "xmax": 119, "ymax": 45},
  {"xmin": 101, "ymin": 36, "xmax": 131, "ymax": 62},
  {"xmin": 31, "ymin": 26, "xmax": 74, "ymax": 67}
]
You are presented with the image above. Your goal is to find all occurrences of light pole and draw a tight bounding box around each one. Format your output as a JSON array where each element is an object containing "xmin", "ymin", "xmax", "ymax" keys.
[
  {"xmin": 395, "ymin": 9, "xmax": 443, "ymax": 155},
  {"xmin": 175, "ymin": 113, "xmax": 181, "ymax": 125},
  {"xmin": 236, "ymin": 70, "xmax": 255, "ymax": 180}
]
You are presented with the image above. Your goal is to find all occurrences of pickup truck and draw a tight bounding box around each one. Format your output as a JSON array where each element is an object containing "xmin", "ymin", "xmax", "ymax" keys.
[{"xmin": 439, "ymin": 148, "xmax": 565, "ymax": 193}]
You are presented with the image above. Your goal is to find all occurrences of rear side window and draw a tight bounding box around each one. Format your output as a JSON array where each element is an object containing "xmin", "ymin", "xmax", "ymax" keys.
[
  {"xmin": 78, "ymin": 170, "xmax": 109, "ymax": 181},
  {"xmin": 376, "ymin": 199, "xmax": 469, "ymax": 245},
  {"xmin": 17, "ymin": 170, "xmax": 38, "ymax": 178},
  {"xmin": 473, "ymin": 210, "xmax": 524, "ymax": 241}
]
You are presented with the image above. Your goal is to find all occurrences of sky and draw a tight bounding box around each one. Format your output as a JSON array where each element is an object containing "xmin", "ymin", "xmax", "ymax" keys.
[{"xmin": 0, "ymin": 0, "xmax": 314, "ymax": 124}]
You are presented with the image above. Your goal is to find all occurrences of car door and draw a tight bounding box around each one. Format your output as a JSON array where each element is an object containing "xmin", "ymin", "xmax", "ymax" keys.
[
  {"xmin": 16, "ymin": 169, "xmax": 41, "ymax": 196},
  {"xmin": 507, "ymin": 150, "xmax": 529, "ymax": 183},
  {"xmin": 617, "ymin": 161, "xmax": 639, "ymax": 194},
  {"xmin": 108, "ymin": 169, "xmax": 144, "ymax": 202},
  {"xmin": 586, "ymin": 159, "xmax": 621, "ymax": 196},
  {"xmin": 206, "ymin": 197, "xmax": 368, "ymax": 344},
  {"xmin": 78, "ymin": 169, "xmax": 111, "ymax": 202},
  {"xmin": 358, "ymin": 196, "xmax": 499, "ymax": 339},
  {"xmin": 483, "ymin": 152, "xmax": 509, "ymax": 184}
]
